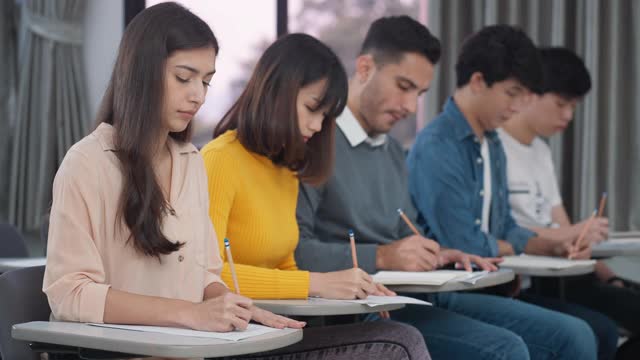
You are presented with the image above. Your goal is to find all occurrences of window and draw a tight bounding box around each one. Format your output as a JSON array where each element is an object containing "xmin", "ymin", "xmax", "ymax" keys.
[
  {"xmin": 289, "ymin": 0, "xmax": 428, "ymax": 148},
  {"xmin": 147, "ymin": 0, "xmax": 277, "ymax": 146}
]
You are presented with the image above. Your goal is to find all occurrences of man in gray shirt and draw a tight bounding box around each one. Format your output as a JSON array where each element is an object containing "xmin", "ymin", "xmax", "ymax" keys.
[{"xmin": 296, "ymin": 17, "xmax": 596, "ymax": 360}]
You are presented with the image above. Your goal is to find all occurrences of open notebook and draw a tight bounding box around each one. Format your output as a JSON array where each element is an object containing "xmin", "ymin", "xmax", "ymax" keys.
[
  {"xmin": 372, "ymin": 270, "xmax": 489, "ymax": 286},
  {"xmin": 499, "ymin": 255, "xmax": 596, "ymax": 270}
]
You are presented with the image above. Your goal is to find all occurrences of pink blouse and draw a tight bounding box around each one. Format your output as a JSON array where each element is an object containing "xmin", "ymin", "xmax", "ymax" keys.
[{"xmin": 43, "ymin": 123, "xmax": 225, "ymax": 323}]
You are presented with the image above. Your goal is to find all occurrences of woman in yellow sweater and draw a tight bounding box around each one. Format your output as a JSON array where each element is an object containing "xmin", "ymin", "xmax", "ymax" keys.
[
  {"xmin": 201, "ymin": 33, "xmax": 431, "ymax": 359},
  {"xmin": 202, "ymin": 33, "xmax": 390, "ymax": 301}
]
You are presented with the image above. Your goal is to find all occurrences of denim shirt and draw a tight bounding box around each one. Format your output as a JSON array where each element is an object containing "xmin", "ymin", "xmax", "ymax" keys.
[{"xmin": 407, "ymin": 97, "xmax": 535, "ymax": 257}]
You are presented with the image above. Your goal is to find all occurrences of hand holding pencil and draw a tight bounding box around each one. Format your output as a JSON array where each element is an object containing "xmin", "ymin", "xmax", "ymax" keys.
[
  {"xmin": 307, "ymin": 231, "xmax": 376, "ymax": 299},
  {"xmin": 349, "ymin": 229, "xmax": 394, "ymax": 319},
  {"xmin": 569, "ymin": 209, "xmax": 597, "ymax": 260}
]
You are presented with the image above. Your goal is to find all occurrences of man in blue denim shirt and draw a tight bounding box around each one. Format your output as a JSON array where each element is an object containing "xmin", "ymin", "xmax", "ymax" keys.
[
  {"xmin": 409, "ymin": 25, "xmax": 617, "ymax": 360},
  {"xmin": 409, "ymin": 97, "xmax": 536, "ymax": 256}
]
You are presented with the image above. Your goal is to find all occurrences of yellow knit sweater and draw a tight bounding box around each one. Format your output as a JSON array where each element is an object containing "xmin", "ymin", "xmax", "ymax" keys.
[{"xmin": 201, "ymin": 130, "xmax": 309, "ymax": 299}]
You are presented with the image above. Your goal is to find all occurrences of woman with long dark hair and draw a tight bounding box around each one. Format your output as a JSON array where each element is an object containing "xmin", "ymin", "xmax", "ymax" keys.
[
  {"xmin": 44, "ymin": 3, "xmax": 429, "ymax": 359},
  {"xmin": 44, "ymin": 0, "xmax": 303, "ymax": 338},
  {"xmin": 202, "ymin": 33, "xmax": 430, "ymax": 359}
]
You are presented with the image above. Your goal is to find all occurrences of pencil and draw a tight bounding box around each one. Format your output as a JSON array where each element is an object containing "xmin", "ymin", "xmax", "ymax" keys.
[
  {"xmin": 224, "ymin": 238, "xmax": 241, "ymax": 294},
  {"xmin": 570, "ymin": 209, "xmax": 597, "ymax": 260},
  {"xmin": 349, "ymin": 229, "xmax": 359, "ymax": 268},
  {"xmin": 397, "ymin": 208, "xmax": 420, "ymax": 235},
  {"xmin": 597, "ymin": 192, "xmax": 608, "ymax": 217}
]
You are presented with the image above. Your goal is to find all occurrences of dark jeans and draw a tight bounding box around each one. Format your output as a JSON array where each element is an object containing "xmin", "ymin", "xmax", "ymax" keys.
[
  {"xmin": 224, "ymin": 321, "xmax": 430, "ymax": 360},
  {"xmin": 390, "ymin": 291, "xmax": 597, "ymax": 360},
  {"xmin": 518, "ymin": 291, "xmax": 619, "ymax": 360},
  {"xmin": 533, "ymin": 274, "xmax": 640, "ymax": 334}
]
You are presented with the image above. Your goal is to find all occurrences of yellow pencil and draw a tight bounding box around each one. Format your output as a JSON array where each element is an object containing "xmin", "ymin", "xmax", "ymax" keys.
[
  {"xmin": 224, "ymin": 238, "xmax": 241, "ymax": 294},
  {"xmin": 597, "ymin": 192, "xmax": 608, "ymax": 217},
  {"xmin": 397, "ymin": 208, "xmax": 420, "ymax": 235},
  {"xmin": 349, "ymin": 229, "xmax": 359, "ymax": 268}
]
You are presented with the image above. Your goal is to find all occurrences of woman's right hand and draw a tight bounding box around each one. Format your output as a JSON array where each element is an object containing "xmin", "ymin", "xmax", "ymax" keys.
[
  {"xmin": 309, "ymin": 268, "xmax": 377, "ymax": 299},
  {"xmin": 182, "ymin": 292, "xmax": 253, "ymax": 332}
]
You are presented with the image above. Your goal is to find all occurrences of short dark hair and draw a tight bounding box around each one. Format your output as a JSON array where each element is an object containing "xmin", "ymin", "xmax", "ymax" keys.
[
  {"xmin": 539, "ymin": 47, "xmax": 591, "ymax": 98},
  {"xmin": 215, "ymin": 33, "xmax": 348, "ymax": 186},
  {"xmin": 96, "ymin": 2, "xmax": 218, "ymax": 258},
  {"xmin": 360, "ymin": 15, "xmax": 441, "ymax": 66},
  {"xmin": 455, "ymin": 25, "xmax": 542, "ymax": 93}
]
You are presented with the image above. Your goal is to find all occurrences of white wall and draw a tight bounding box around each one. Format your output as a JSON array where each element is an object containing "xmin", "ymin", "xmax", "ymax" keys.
[{"xmin": 83, "ymin": 0, "xmax": 123, "ymax": 122}]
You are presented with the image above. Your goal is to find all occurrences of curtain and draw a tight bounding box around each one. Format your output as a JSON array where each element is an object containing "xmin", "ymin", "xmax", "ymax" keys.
[
  {"xmin": 8, "ymin": 0, "xmax": 89, "ymax": 232},
  {"xmin": 0, "ymin": 0, "xmax": 18, "ymax": 221},
  {"xmin": 424, "ymin": 0, "xmax": 640, "ymax": 231}
]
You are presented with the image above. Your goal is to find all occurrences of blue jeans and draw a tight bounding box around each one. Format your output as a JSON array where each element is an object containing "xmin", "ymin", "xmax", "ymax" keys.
[
  {"xmin": 519, "ymin": 291, "xmax": 618, "ymax": 360},
  {"xmin": 388, "ymin": 292, "xmax": 597, "ymax": 360}
]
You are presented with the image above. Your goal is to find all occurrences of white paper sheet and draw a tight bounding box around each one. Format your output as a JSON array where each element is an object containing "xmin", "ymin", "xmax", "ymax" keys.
[
  {"xmin": 457, "ymin": 271, "xmax": 490, "ymax": 285},
  {"xmin": 307, "ymin": 295, "xmax": 431, "ymax": 307},
  {"xmin": 499, "ymin": 255, "xmax": 596, "ymax": 270},
  {"xmin": 372, "ymin": 270, "xmax": 481, "ymax": 286},
  {"xmin": 88, "ymin": 323, "xmax": 281, "ymax": 341},
  {"xmin": 593, "ymin": 238, "xmax": 640, "ymax": 251}
]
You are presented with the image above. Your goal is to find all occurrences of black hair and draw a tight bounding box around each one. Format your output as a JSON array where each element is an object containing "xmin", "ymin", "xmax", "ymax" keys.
[
  {"xmin": 539, "ymin": 47, "xmax": 591, "ymax": 98},
  {"xmin": 360, "ymin": 15, "xmax": 441, "ymax": 66},
  {"xmin": 456, "ymin": 24, "xmax": 542, "ymax": 93}
]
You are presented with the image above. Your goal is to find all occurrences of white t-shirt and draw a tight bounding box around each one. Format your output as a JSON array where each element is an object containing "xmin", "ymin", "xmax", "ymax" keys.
[
  {"xmin": 480, "ymin": 139, "xmax": 492, "ymax": 233},
  {"xmin": 498, "ymin": 128, "xmax": 562, "ymax": 229}
]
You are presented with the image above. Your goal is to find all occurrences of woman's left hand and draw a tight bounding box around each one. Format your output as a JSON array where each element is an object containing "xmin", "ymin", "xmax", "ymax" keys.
[{"xmin": 250, "ymin": 305, "xmax": 306, "ymax": 329}]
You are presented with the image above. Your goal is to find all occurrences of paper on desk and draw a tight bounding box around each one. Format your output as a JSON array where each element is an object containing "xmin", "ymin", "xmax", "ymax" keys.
[
  {"xmin": 457, "ymin": 271, "xmax": 490, "ymax": 285},
  {"xmin": 500, "ymin": 255, "xmax": 596, "ymax": 270},
  {"xmin": 593, "ymin": 238, "xmax": 640, "ymax": 251},
  {"xmin": 345, "ymin": 295, "xmax": 431, "ymax": 307},
  {"xmin": 308, "ymin": 296, "xmax": 431, "ymax": 307},
  {"xmin": 88, "ymin": 323, "xmax": 280, "ymax": 341},
  {"xmin": 372, "ymin": 270, "xmax": 483, "ymax": 286}
]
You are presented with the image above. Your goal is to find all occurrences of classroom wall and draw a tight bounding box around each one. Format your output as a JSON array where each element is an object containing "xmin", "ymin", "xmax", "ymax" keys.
[{"xmin": 83, "ymin": 0, "xmax": 123, "ymax": 123}]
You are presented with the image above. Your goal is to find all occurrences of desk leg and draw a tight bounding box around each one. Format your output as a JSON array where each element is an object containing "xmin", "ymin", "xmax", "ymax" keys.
[{"xmin": 558, "ymin": 277, "xmax": 566, "ymax": 300}]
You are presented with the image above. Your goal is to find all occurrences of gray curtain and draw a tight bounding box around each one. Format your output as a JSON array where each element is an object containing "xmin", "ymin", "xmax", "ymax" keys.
[
  {"xmin": 425, "ymin": 0, "xmax": 640, "ymax": 231},
  {"xmin": 8, "ymin": 0, "xmax": 89, "ymax": 232},
  {"xmin": 0, "ymin": 0, "xmax": 18, "ymax": 222}
]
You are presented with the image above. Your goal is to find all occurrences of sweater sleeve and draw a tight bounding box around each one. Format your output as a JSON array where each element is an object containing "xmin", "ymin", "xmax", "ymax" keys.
[{"xmin": 202, "ymin": 147, "xmax": 310, "ymax": 299}]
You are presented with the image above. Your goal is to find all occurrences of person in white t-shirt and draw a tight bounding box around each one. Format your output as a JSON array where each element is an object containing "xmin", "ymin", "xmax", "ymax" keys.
[{"xmin": 500, "ymin": 47, "xmax": 640, "ymax": 357}]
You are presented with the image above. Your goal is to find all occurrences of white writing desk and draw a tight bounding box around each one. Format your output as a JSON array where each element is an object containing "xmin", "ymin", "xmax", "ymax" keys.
[
  {"xmin": 254, "ymin": 299, "xmax": 404, "ymax": 316},
  {"xmin": 386, "ymin": 269, "xmax": 515, "ymax": 293},
  {"xmin": 499, "ymin": 255, "xmax": 595, "ymax": 277},
  {"xmin": 0, "ymin": 257, "xmax": 46, "ymax": 273},
  {"xmin": 13, "ymin": 321, "xmax": 302, "ymax": 358},
  {"xmin": 592, "ymin": 238, "xmax": 640, "ymax": 258}
]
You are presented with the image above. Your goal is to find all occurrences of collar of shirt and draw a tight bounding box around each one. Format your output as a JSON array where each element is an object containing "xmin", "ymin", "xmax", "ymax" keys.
[
  {"xmin": 336, "ymin": 107, "xmax": 387, "ymax": 148},
  {"xmin": 94, "ymin": 122, "xmax": 198, "ymax": 155},
  {"xmin": 444, "ymin": 97, "xmax": 500, "ymax": 145}
]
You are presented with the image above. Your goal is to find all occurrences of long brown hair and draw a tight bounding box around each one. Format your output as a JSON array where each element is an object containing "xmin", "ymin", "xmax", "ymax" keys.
[
  {"xmin": 95, "ymin": 2, "xmax": 218, "ymax": 258},
  {"xmin": 214, "ymin": 33, "xmax": 347, "ymax": 185}
]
